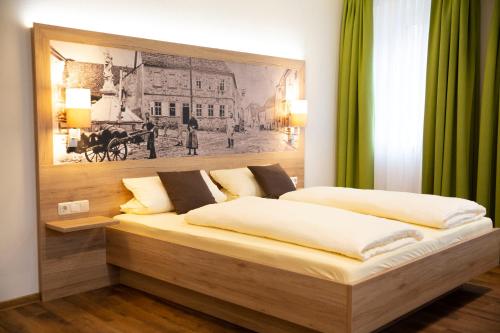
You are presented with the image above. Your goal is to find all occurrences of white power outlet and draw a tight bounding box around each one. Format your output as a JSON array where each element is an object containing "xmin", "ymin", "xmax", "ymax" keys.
[
  {"xmin": 57, "ymin": 200, "xmax": 90, "ymax": 215},
  {"xmin": 290, "ymin": 176, "xmax": 298, "ymax": 187},
  {"xmin": 58, "ymin": 202, "xmax": 72, "ymax": 215}
]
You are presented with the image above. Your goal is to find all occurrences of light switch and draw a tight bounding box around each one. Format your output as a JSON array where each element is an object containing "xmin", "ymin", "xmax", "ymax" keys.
[
  {"xmin": 57, "ymin": 200, "xmax": 90, "ymax": 215},
  {"xmin": 79, "ymin": 200, "xmax": 90, "ymax": 213},
  {"xmin": 70, "ymin": 202, "xmax": 81, "ymax": 213}
]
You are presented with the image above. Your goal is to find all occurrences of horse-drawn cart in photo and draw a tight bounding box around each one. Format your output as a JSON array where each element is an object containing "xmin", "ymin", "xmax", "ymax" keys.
[{"xmin": 76, "ymin": 124, "xmax": 149, "ymax": 162}]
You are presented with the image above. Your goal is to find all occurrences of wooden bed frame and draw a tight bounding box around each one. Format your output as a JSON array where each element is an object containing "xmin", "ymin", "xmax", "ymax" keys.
[
  {"xmin": 33, "ymin": 23, "xmax": 305, "ymax": 301},
  {"xmin": 106, "ymin": 224, "xmax": 500, "ymax": 333},
  {"xmin": 32, "ymin": 24, "xmax": 500, "ymax": 333}
]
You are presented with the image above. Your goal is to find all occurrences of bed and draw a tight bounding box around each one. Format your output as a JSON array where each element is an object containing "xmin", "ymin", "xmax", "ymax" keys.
[
  {"xmin": 31, "ymin": 24, "xmax": 499, "ymax": 331},
  {"xmin": 106, "ymin": 208, "xmax": 500, "ymax": 333}
]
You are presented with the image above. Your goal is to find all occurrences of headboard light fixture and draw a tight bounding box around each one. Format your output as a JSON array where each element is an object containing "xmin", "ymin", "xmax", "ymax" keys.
[
  {"xmin": 287, "ymin": 99, "xmax": 308, "ymax": 146},
  {"xmin": 65, "ymin": 88, "xmax": 91, "ymax": 151}
]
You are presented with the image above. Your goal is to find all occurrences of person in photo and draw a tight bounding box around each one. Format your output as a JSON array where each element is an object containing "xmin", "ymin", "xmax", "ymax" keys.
[
  {"xmin": 186, "ymin": 115, "xmax": 199, "ymax": 155},
  {"xmin": 142, "ymin": 112, "xmax": 157, "ymax": 159},
  {"xmin": 176, "ymin": 123, "xmax": 184, "ymax": 146},
  {"xmin": 226, "ymin": 112, "xmax": 236, "ymax": 148}
]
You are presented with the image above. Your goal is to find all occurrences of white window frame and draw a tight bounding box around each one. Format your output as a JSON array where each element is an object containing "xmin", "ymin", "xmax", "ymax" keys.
[
  {"xmin": 153, "ymin": 102, "xmax": 162, "ymax": 116},
  {"xmin": 153, "ymin": 72, "xmax": 162, "ymax": 88},
  {"xmin": 169, "ymin": 103, "xmax": 176, "ymax": 116},
  {"xmin": 167, "ymin": 73, "xmax": 177, "ymax": 89}
]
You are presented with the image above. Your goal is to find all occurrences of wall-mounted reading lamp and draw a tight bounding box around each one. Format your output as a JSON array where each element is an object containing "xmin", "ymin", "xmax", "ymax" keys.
[
  {"xmin": 65, "ymin": 88, "xmax": 91, "ymax": 151},
  {"xmin": 288, "ymin": 99, "xmax": 308, "ymax": 146}
]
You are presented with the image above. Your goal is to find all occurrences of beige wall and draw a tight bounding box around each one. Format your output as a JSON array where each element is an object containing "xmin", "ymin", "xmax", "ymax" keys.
[{"xmin": 0, "ymin": 0, "xmax": 342, "ymax": 301}]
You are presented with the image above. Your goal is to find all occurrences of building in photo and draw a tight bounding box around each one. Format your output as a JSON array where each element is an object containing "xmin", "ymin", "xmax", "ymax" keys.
[
  {"xmin": 274, "ymin": 69, "xmax": 300, "ymax": 130},
  {"xmin": 122, "ymin": 52, "xmax": 238, "ymax": 131},
  {"xmin": 48, "ymin": 41, "xmax": 299, "ymax": 163}
]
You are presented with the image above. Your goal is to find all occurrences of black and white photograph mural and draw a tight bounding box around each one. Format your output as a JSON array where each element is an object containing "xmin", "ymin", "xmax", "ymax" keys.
[{"xmin": 49, "ymin": 40, "xmax": 300, "ymax": 164}]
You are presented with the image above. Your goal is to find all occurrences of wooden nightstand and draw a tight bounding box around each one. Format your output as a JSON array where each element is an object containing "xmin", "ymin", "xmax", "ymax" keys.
[
  {"xmin": 42, "ymin": 215, "xmax": 120, "ymax": 300},
  {"xmin": 45, "ymin": 216, "xmax": 118, "ymax": 233}
]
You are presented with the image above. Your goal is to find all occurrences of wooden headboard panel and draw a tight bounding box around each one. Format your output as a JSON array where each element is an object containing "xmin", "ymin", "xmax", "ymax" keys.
[
  {"xmin": 40, "ymin": 152, "xmax": 304, "ymax": 219},
  {"xmin": 33, "ymin": 24, "xmax": 305, "ymax": 300}
]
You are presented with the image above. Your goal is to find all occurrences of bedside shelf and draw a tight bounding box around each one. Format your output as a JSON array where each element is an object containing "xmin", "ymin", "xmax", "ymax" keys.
[{"xmin": 45, "ymin": 216, "xmax": 118, "ymax": 233}]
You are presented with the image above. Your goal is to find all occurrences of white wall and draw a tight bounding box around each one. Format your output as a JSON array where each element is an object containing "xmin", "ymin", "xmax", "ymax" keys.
[
  {"xmin": 0, "ymin": 0, "xmax": 342, "ymax": 301},
  {"xmin": 0, "ymin": 0, "xmax": 39, "ymax": 303}
]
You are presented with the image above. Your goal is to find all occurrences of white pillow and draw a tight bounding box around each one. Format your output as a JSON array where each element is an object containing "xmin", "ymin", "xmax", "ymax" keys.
[
  {"xmin": 122, "ymin": 176, "xmax": 174, "ymax": 214},
  {"xmin": 210, "ymin": 167, "xmax": 263, "ymax": 197},
  {"xmin": 122, "ymin": 172, "xmax": 227, "ymax": 215},
  {"xmin": 120, "ymin": 198, "xmax": 159, "ymax": 215},
  {"xmin": 221, "ymin": 188, "xmax": 239, "ymax": 201},
  {"xmin": 200, "ymin": 170, "xmax": 227, "ymax": 203}
]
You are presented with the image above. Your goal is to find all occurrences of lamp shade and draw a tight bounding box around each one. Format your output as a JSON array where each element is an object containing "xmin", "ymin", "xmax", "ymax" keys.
[
  {"xmin": 289, "ymin": 100, "xmax": 308, "ymax": 127},
  {"xmin": 65, "ymin": 88, "xmax": 91, "ymax": 128}
]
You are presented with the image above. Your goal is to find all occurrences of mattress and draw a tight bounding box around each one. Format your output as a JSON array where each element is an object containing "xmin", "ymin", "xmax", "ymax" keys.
[{"xmin": 112, "ymin": 213, "xmax": 493, "ymax": 284}]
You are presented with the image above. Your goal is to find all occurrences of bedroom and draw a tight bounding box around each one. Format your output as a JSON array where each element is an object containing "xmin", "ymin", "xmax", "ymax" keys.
[{"xmin": 0, "ymin": 0, "xmax": 499, "ymax": 332}]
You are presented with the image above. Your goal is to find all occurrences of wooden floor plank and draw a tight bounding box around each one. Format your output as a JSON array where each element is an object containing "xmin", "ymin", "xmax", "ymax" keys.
[
  {"xmin": 42, "ymin": 298, "xmax": 122, "ymax": 333},
  {"xmin": 109, "ymin": 285, "xmax": 248, "ymax": 333},
  {"xmin": 384, "ymin": 267, "xmax": 500, "ymax": 333},
  {"xmin": 0, "ymin": 266, "xmax": 499, "ymax": 333}
]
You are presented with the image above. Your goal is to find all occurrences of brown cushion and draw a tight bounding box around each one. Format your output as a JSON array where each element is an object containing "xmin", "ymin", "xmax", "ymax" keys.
[
  {"xmin": 247, "ymin": 164, "xmax": 296, "ymax": 199},
  {"xmin": 158, "ymin": 170, "xmax": 216, "ymax": 214}
]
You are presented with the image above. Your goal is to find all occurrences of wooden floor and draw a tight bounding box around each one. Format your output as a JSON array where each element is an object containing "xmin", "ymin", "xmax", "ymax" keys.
[{"xmin": 1, "ymin": 267, "xmax": 499, "ymax": 333}]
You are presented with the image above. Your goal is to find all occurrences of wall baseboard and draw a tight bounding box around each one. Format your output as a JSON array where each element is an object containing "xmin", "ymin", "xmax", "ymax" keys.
[{"xmin": 0, "ymin": 293, "xmax": 40, "ymax": 311}]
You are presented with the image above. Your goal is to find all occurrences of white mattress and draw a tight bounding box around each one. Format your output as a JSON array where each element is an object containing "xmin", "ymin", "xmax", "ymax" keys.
[{"xmin": 112, "ymin": 213, "xmax": 493, "ymax": 284}]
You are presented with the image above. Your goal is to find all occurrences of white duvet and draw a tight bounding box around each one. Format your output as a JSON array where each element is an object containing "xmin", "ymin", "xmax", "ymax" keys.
[
  {"xmin": 185, "ymin": 197, "xmax": 423, "ymax": 261},
  {"xmin": 280, "ymin": 187, "xmax": 487, "ymax": 229}
]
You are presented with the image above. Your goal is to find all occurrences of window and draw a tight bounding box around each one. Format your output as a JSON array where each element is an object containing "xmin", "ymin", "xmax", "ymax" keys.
[
  {"xmin": 153, "ymin": 72, "xmax": 162, "ymax": 88},
  {"xmin": 167, "ymin": 73, "xmax": 177, "ymax": 89},
  {"xmin": 169, "ymin": 103, "xmax": 176, "ymax": 116},
  {"xmin": 208, "ymin": 104, "xmax": 214, "ymax": 117},
  {"xmin": 373, "ymin": 0, "xmax": 431, "ymax": 193},
  {"xmin": 196, "ymin": 104, "xmax": 202, "ymax": 117},
  {"xmin": 196, "ymin": 80, "xmax": 202, "ymax": 89},
  {"xmin": 219, "ymin": 105, "xmax": 225, "ymax": 117},
  {"xmin": 153, "ymin": 102, "xmax": 162, "ymax": 116},
  {"xmin": 219, "ymin": 80, "xmax": 225, "ymax": 92}
]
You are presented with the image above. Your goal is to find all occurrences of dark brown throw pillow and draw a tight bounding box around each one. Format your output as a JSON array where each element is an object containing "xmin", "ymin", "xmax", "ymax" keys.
[
  {"xmin": 247, "ymin": 164, "xmax": 296, "ymax": 199},
  {"xmin": 158, "ymin": 170, "xmax": 216, "ymax": 214}
]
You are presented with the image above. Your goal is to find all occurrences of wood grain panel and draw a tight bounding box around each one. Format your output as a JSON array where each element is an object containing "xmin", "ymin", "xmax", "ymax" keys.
[
  {"xmin": 44, "ymin": 228, "xmax": 105, "ymax": 258},
  {"xmin": 38, "ymin": 149, "xmax": 304, "ymax": 221},
  {"xmin": 33, "ymin": 23, "xmax": 305, "ymax": 302},
  {"xmin": 120, "ymin": 270, "xmax": 319, "ymax": 333},
  {"xmin": 42, "ymin": 270, "xmax": 118, "ymax": 302},
  {"xmin": 350, "ymin": 229, "xmax": 500, "ymax": 333},
  {"xmin": 107, "ymin": 227, "xmax": 347, "ymax": 333},
  {"xmin": 108, "ymin": 223, "xmax": 500, "ymax": 333},
  {"xmin": 46, "ymin": 216, "xmax": 118, "ymax": 233},
  {"xmin": 41, "ymin": 229, "xmax": 119, "ymax": 301}
]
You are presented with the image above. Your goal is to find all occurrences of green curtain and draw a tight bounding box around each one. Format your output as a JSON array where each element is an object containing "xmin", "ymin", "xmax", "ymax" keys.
[
  {"xmin": 477, "ymin": 0, "xmax": 500, "ymax": 226},
  {"xmin": 336, "ymin": 0, "xmax": 374, "ymax": 189},
  {"xmin": 422, "ymin": 0, "xmax": 480, "ymax": 198}
]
